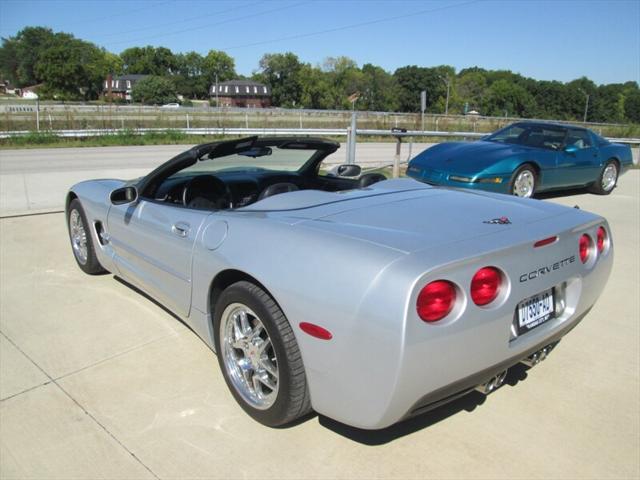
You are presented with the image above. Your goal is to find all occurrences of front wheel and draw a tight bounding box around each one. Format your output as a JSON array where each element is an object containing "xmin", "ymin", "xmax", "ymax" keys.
[
  {"xmin": 589, "ymin": 160, "xmax": 618, "ymax": 195},
  {"xmin": 509, "ymin": 164, "xmax": 537, "ymax": 198},
  {"xmin": 214, "ymin": 281, "xmax": 311, "ymax": 427},
  {"xmin": 67, "ymin": 199, "xmax": 105, "ymax": 275}
]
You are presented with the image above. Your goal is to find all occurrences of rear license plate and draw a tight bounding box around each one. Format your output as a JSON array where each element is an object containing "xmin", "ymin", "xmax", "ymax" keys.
[{"xmin": 515, "ymin": 288, "xmax": 555, "ymax": 335}]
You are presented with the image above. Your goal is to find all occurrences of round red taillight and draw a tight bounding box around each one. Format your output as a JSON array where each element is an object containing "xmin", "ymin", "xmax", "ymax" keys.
[
  {"xmin": 470, "ymin": 267, "xmax": 502, "ymax": 306},
  {"xmin": 596, "ymin": 226, "xmax": 607, "ymax": 254},
  {"xmin": 579, "ymin": 234, "xmax": 592, "ymax": 264},
  {"xmin": 417, "ymin": 280, "xmax": 456, "ymax": 323}
]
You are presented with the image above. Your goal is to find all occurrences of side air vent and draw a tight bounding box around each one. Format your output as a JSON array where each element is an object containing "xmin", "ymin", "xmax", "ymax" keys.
[{"xmin": 94, "ymin": 221, "xmax": 108, "ymax": 245}]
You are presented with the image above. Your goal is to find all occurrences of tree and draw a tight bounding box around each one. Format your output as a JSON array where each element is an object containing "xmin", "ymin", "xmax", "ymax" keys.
[
  {"xmin": 104, "ymin": 51, "xmax": 124, "ymax": 76},
  {"xmin": 202, "ymin": 50, "xmax": 236, "ymax": 83},
  {"xmin": 322, "ymin": 56, "xmax": 366, "ymax": 109},
  {"xmin": 34, "ymin": 33, "xmax": 109, "ymax": 100},
  {"xmin": 393, "ymin": 66, "xmax": 444, "ymax": 112},
  {"xmin": 532, "ymin": 81, "xmax": 573, "ymax": 119},
  {"xmin": 0, "ymin": 26, "xmax": 57, "ymax": 86},
  {"xmin": 299, "ymin": 64, "xmax": 333, "ymax": 109},
  {"xmin": 624, "ymin": 88, "xmax": 640, "ymax": 123},
  {"xmin": 120, "ymin": 46, "xmax": 177, "ymax": 75},
  {"xmin": 482, "ymin": 79, "xmax": 535, "ymax": 117},
  {"xmin": 456, "ymin": 69, "xmax": 487, "ymax": 112},
  {"xmin": 254, "ymin": 52, "xmax": 305, "ymax": 107},
  {"xmin": 174, "ymin": 51, "xmax": 208, "ymax": 99},
  {"xmin": 131, "ymin": 75, "xmax": 177, "ymax": 104},
  {"xmin": 360, "ymin": 64, "xmax": 398, "ymax": 112}
]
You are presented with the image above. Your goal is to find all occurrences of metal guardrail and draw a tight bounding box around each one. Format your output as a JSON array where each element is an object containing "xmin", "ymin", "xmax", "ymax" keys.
[{"xmin": 1, "ymin": 127, "xmax": 639, "ymax": 144}]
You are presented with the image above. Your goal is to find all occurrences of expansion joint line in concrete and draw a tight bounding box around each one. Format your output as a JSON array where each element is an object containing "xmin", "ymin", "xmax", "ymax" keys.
[{"xmin": 0, "ymin": 330, "xmax": 161, "ymax": 480}]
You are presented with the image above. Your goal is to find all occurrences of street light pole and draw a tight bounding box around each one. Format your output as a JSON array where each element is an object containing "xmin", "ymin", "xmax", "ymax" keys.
[
  {"xmin": 439, "ymin": 75, "xmax": 451, "ymax": 116},
  {"xmin": 578, "ymin": 88, "xmax": 589, "ymax": 123}
]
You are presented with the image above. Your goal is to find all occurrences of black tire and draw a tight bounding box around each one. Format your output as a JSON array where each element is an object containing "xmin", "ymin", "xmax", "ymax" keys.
[
  {"xmin": 509, "ymin": 164, "xmax": 537, "ymax": 198},
  {"xmin": 213, "ymin": 281, "xmax": 311, "ymax": 427},
  {"xmin": 67, "ymin": 198, "xmax": 106, "ymax": 275},
  {"xmin": 589, "ymin": 159, "xmax": 619, "ymax": 195}
]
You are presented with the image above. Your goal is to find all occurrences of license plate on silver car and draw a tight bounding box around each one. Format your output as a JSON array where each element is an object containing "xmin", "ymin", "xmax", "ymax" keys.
[{"xmin": 516, "ymin": 288, "xmax": 555, "ymax": 335}]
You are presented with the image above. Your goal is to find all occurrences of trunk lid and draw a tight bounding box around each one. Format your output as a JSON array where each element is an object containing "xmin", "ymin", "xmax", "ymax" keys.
[{"xmin": 265, "ymin": 180, "xmax": 578, "ymax": 254}]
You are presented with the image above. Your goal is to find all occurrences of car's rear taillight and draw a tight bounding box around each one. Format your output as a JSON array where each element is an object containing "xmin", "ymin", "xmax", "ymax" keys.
[
  {"xmin": 470, "ymin": 267, "xmax": 502, "ymax": 306},
  {"xmin": 417, "ymin": 280, "xmax": 456, "ymax": 322},
  {"xmin": 579, "ymin": 234, "xmax": 592, "ymax": 263},
  {"xmin": 597, "ymin": 226, "xmax": 607, "ymax": 254}
]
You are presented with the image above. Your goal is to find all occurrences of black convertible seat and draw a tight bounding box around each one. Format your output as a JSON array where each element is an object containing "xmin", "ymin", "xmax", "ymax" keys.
[{"xmin": 358, "ymin": 173, "xmax": 387, "ymax": 188}]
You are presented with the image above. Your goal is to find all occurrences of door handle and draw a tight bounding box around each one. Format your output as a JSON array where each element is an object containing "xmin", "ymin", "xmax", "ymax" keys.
[{"xmin": 171, "ymin": 222, "xmax": 190, "ymax": 237}]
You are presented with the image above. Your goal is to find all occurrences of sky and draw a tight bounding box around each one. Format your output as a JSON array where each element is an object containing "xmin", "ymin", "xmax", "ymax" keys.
[{"xmin": 0, "ymin": 0, "xmax": 638, "ymax": 85}]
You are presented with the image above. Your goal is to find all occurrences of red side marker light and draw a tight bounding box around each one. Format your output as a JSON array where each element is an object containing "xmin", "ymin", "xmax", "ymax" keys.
[
  {"xmin": 534, "ymin": 236, "xmax": 558, "ymax": 248},
  {"xmin": 299, "ymin": 322, "xmax": 332, "ymax": 340}
]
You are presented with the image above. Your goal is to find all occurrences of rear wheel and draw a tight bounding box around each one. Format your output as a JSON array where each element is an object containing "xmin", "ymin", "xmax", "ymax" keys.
[
  {"xmin": 67, "ymin": 199, "xmax": 105, "ymax": 275},
  {"xmin": 214, "ymin": 281, "xmax": 311, "ymax": 427},
  {"xmin": 589, "ymin": 160, "xmax": 618, "ymax": 195},
  {"xmin": 509, "ymin": 164, "xmax": 537, "ymax": 198}
]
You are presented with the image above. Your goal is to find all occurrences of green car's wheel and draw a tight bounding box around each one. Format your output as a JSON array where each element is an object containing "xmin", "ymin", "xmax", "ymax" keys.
[
  {"xmin": 509, "ymin": 164, "xmax": 537, "ymax": 198},
  {"xmin": 589, "ymin": 160, "xmax": 619, "ymax": 195}
]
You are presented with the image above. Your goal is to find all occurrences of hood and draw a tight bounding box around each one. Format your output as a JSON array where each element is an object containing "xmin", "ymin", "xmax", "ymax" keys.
[
  {"xmin": 261, "ymin": 179, "xmax": 578, "ymax": 254},
  {"xmin": 410, "ymin": 140, "xmax": 531, "ymax": 174}
]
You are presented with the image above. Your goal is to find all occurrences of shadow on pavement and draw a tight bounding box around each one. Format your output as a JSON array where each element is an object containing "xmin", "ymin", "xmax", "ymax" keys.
[
  {"xmin": 534, "ymin": 186, "xmax": 592, "ymax": 200},
  {"xmin": 318, "ymin": 364, "xmax": 530, "ymax": 446}
]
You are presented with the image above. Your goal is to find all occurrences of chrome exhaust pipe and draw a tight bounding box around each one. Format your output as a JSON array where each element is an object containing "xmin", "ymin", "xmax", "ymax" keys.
[
  {"xmin": 475, "ymin": 370, "xmax": 508, "ymax": 394},
  {"xmin": 521, "ymin": 344, "xmax": 554, "ymax": 367}
]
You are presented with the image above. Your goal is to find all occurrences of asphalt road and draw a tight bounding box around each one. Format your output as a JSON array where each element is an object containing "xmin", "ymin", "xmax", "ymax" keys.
[
  {"xmin": 0, "ymin": 170, "xmax": 638, "ymax": 478},
  {"xmin": 0, "ymin": 143, "xmax": 431, "ymax": 216}
]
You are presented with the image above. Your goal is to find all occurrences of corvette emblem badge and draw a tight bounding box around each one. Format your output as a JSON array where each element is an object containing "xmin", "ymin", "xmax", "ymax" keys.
[{"xmin": 483, "ymin": 216, "xmax": 511, "ymax": 225}]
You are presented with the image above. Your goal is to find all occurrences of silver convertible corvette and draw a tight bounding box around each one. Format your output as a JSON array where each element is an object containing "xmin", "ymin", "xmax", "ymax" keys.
[{"xmin": 66, "ymin": 137, "xmax": 613, "ymax": 429}]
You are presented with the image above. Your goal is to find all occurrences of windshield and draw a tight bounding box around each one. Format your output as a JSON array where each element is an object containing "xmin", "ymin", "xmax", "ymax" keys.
[
  {"xmin": 486, "ymin": 124, "xmax": 566, "ymax": 150},
  {"xmin": 172, "ymin": 145, "xmax": 319, "ymax": 178}
]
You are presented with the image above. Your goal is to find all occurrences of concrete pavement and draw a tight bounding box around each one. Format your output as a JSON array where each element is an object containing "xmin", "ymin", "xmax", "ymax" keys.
[{"xmin": 0, "ymin": 170, "xmax": 638, "ymax": 478}]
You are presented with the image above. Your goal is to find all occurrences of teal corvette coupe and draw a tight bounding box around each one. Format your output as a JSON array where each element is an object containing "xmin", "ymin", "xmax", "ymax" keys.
[{"xmin": 407, "ymin": 122, "xmax": 634, "ymax": 197}]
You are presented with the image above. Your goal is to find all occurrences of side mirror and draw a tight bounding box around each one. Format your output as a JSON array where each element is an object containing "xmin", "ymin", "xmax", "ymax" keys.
[
  {"xmin": 110, "ymin": 186, "xmax": 138, "ymax": 205},
  {"xmin": 335, "ymin": 164, "xmax": 362, "ymax": 177},
  {"xmin": 564, "ymin": 145, "xmax": 578, "ymax": 154}
]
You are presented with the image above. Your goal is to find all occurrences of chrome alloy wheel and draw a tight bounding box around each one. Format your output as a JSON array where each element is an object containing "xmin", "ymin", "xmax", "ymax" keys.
[
  {"xmin": 601, "ymin": 163, "xmax": 618, "ymax": 192},
  {"xmin": 220, "ymin": 303, "xmax": 279, "ymax": 410},
  {"xmin": 69, "ymin": 209, "xmax": 88, "ymax": 265},
  {"xmin": 513, "ymin": 170, "xmax": 535, "ymax": 197}
]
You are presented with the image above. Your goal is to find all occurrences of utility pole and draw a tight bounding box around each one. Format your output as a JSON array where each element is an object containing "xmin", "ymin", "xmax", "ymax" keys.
[
  {"xmin": 215, "ymin": 74, "xmax": 219, "ymax": 108},
  {"xmin": 439, "ymin": 75, "xmax": 451, "ymax": 116},
  {"xmin": 35, "ymin": 95, "xmax": 40, "ymax": 131},
  {"xmin": 578, "ymin": 88, "xmax": 589, "ymax": 123},
  {"xmin": 420, "ymin": 90, "xmax": 426, "ymax": 131}
]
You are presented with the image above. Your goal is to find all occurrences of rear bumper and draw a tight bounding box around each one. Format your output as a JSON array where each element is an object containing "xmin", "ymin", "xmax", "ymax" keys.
[{"xmin": 404, "ymin": 308, "xmax": 587, "ymax": 419}]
